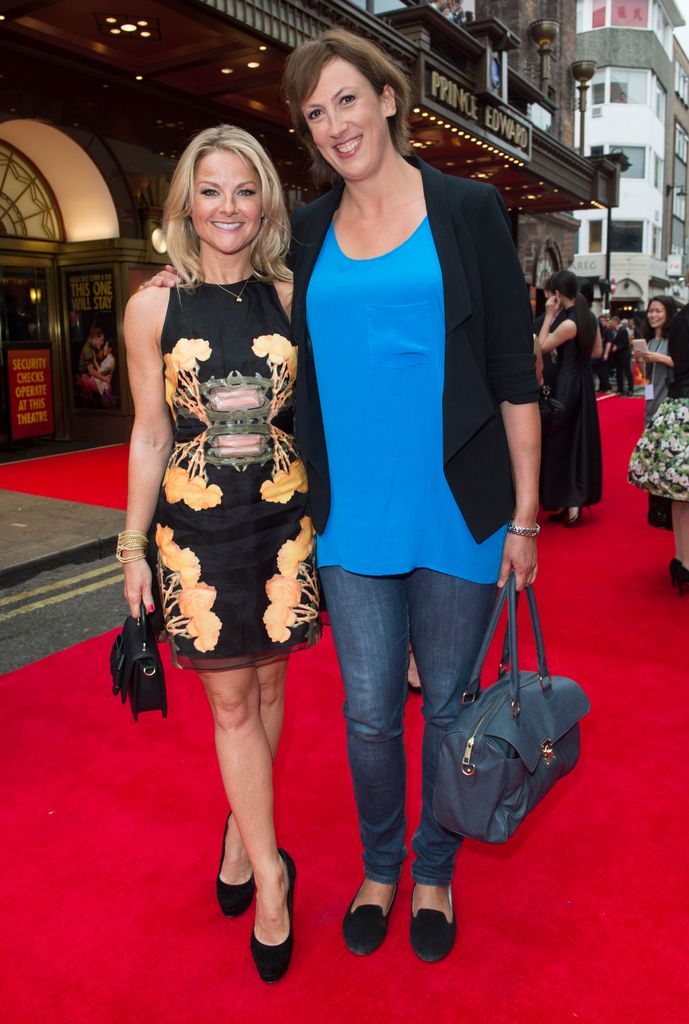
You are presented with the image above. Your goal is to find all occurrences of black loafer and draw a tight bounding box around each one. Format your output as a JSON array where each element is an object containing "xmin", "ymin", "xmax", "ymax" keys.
[
  {"xmin": 410, "ymin": 887, "xmax": 456, "ymax": 962},
  {"xmin": 216, "ymin": 813, "xmax": 255, "ymax": 917},
  {"xmin": 342, "ymin": 883, "xmax": 397, "ymax": 955}
]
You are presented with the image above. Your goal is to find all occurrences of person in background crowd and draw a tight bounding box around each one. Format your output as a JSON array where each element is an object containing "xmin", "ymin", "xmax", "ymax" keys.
[
  {"xmin": 634, "ymin": 296, "xmax": 677, "ymax": 424},
  {"xmin": 533, "ymin": 277, "xmax": 563, "ymax": 391},
  {"xmin": 537, "ymin": 269, "xmax": 603, "ymax": 527},
  {"xmin": 610, "ymin": 315, "xmax": 634, "ymax": 395},
  {"xmin": 593, "ymin": 315, "xmax": 613, "ymax": 393},
  {"xmin": 282, "ymin": 27, "xmax": 539, "ymax": 965},
  {"xmin": 629, "ymin": 304, "xmax": 689, "ymax": 592}
]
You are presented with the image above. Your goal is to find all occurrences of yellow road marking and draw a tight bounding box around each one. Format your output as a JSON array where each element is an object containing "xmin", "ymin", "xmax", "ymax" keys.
[
  {"xmin": 0, "ymin": 574, "xmax": 122, "ymax": 624},
  {"xmin": 0, "ymin": 562, "xmax": 121, "ymax": 607}
]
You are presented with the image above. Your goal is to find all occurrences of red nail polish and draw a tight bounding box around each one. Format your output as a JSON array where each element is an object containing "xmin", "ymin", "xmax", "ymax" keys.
[{"xmin": 148, "ymin": 604, "xmax": 154, "ymax": 613}]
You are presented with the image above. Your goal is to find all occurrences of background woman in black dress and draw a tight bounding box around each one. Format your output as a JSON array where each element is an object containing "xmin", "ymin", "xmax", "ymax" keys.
[
  {"xmin": 120, "ymin": 126, "xmax": 319, "ymax": 982},
  {"xmin": 537, "ymin": 269, "xmax": 603, "ymax": 526}
]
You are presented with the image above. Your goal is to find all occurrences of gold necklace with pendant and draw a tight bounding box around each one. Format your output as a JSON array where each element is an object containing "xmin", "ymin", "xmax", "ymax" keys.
[{"xmin": 213, "ymin": 275, "xmax": 254, "ymax": 303}]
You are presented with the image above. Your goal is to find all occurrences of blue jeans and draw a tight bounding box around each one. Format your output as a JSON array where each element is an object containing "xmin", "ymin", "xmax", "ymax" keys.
[{"xmin": 319, "ymin": 566, "xmax": 496, "ymax": 887}]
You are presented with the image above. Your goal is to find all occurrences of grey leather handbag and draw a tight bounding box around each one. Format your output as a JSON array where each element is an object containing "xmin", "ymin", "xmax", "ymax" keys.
[{"xmin": 433, "ymin": 575, "xmax": 590, "ymax": 844}]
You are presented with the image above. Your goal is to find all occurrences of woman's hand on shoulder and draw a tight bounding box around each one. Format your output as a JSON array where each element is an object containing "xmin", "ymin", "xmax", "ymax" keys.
[
  {"xmin": 138, "ymin": 264, "xmax": 181, "ymax": 290},
  {"xmin": 498, "ymin": 533, "xmax": 538, "ymax": 591}
]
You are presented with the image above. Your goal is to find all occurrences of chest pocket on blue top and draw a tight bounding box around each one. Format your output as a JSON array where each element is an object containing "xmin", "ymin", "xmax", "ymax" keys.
[{"xmin": 366, "ymin": 301, "xmax": 435, "ymax": 369}]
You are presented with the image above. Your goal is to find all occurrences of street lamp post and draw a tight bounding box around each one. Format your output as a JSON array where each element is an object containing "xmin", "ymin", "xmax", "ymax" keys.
[
  {"xmin": 571, "ymin": 60, "xmax": 597, "ymax": 156},
  {"xmin": 603, "ymin": 150, "xmax": 630, "ymax": 309},
  {"xmin": 529, "ymin": 20, "xmax": 559, "ymax": 95}
]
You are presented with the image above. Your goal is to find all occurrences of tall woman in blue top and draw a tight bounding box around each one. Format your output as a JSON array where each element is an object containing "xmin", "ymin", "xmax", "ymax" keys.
[{"xmin": 284, "ymin": 30, "xmax": 540, "ymax": 962}]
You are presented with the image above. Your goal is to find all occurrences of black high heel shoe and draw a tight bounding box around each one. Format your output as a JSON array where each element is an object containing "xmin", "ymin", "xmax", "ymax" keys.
[
  {"xmin": 250, "ymin": 849, "xmax": 296, "ymax": 983},
  {"xmin": 671, "ymin": 560, "xmax": 689, "ymax": 596},
  {"xmin": 216, "ymin": 814, "xmax": 254, "ymax": 917},
  {"xmin": 670, "ymin": 558, "xmax": 681, "ymax": 587},
  {"xmin": 547, "ymin": 508, "xmax": 568, "ymax": 523}
]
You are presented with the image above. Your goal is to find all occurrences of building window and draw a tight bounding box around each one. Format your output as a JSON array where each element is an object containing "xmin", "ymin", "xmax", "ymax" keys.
[
  {"xmin": 675, "ymin": 122, "xmax": 688, "ymax": 163},
  {"xmin": 610, "ymin": 69, "xmax": 648, "ymax": 104},
  {"xmin": 590, "ymin": 145, "xmax": 605, "ymax": 157},
  {"xmin": 612, "ymin": 1, "xmax": 649, "ymax": 27},
  {"xmin": 654, "ymin": 153, "xmax": 664, "ymax": 189},
  {"xmin": 590, "ymin": 220, "xmax": 603, "ymax": 253},
  {"xmin": 672, "ymin": 216, "xmax": 685, "ymax": 254},
  {"xmin": 675, "ymin": 63, "xmax": 689, "ymax": 106},
  {"xmin": 655, "ymin": 79, "xmax": 666, "ymax": 121},
  {"xmin": 617, "ymin": 146, "xmax": 646, "ymax": 178},
  {"xmin": 609, "ymin": 221, "xmax": 644, "ymax": 252},
  {"xmin": 592, "ymin": 71, "xmax": 606, "ymax": 105},
  {"xmin": 592, "ymin": 0, "xmax": 607, "ymax": 28}
]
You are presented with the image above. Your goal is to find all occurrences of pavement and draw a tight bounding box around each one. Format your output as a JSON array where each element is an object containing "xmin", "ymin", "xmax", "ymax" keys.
[{"xmin": 0, "ymin": 489, "xmax": 124, "ymax": 588}]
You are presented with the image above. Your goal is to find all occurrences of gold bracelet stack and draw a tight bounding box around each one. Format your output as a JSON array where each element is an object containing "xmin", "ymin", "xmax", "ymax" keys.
[{"xmin": 116, "ymin": 529, "xmax": 149, "ymax": 564}]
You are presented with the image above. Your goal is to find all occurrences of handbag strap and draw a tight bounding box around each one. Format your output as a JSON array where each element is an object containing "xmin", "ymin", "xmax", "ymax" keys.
[
  {"xmin": 138, "ymin": 602, "xmax": 152, "ymax": 647},
  {"xmin": 462, "ymin": 575, "xmax": 552, "ymax": 711}
]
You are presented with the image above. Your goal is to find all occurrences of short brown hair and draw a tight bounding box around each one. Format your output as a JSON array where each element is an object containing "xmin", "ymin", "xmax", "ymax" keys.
[{"xmin": 282, "ymin": 28, "xmax": 412, "ymax": 187}]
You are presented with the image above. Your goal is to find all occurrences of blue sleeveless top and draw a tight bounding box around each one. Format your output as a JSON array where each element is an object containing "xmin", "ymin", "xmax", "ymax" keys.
[{"xmin": 306, "ymin": 217, "xmax": 507, "ymax": 583}]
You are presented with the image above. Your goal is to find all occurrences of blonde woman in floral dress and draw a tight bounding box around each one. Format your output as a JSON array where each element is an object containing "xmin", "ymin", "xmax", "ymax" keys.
[{"xmin": 121, "ymin": 126, "xmax": 319, "ymax": 984}]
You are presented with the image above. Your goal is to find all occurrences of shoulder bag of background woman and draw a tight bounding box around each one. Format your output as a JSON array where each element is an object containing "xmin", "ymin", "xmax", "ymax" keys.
[
  {"xmin": 433, "ymin": 575, "xmax": 589, "ymax": 843},
  {"xmin": 538, "ymin": 383, "xmax": 564, "ymax": 435}
]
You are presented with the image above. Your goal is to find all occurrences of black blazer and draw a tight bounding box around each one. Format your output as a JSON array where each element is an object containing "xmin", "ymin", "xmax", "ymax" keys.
[{"xmin": 290, "ymin": 157, "xmax": 537, "ymax": 544}]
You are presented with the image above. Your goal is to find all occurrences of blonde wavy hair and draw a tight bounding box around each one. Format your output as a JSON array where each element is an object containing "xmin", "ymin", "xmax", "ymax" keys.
[{"xmin": 163, "ymin": 125, "xmax": 291, "ymax": 288}]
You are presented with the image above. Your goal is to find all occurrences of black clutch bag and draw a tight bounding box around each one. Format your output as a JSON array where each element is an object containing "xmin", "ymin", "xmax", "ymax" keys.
[{"xmin": 109, "ymin": 603, "xmax": 167, "ymax": 721}]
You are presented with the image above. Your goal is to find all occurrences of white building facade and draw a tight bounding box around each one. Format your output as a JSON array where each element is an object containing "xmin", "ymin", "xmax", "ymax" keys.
[{"xmin": 573, "ymin": 0, "xmax": 687, "ymax": 313}]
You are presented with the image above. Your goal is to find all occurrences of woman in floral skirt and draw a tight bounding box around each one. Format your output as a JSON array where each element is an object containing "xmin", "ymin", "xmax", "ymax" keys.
[
  {"xmin": 120, "ymin": 125, "xmax": 319, "ymax": 982},
  {"xmin": 629, "ymin": 304, "xmax": 689, "ymax": 592}
]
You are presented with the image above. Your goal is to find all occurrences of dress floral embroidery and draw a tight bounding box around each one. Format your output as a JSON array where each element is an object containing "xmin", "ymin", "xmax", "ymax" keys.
[{"xmin": 153, "ymin": 282, "xmax": 320, "ymax": 669}]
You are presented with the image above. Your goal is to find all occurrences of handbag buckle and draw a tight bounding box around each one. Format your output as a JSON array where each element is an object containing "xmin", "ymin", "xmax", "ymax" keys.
[
  {"xmin": 540, "ymin": 738, "xmax": 555, "ymax": 766},
  {"xmin": 461, "ymin": 690, "xmax": 477, "ymax": 705},
  {"xmin": 142, "ymin": 665, "xmax": 157, "ymax": 677},
  {"xmin": 511, "ymin": 699, "xmax": 520, "ymax": 722}
]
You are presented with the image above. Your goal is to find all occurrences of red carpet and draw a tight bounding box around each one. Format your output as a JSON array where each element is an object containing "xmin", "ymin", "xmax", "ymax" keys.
[
  {"xmin": 0, "ymin": 444, "xmax": 129, "ymax": 508},
  {"xmin": 1, "ymin": 398, "xmax": 688, "ymax": 1024}
]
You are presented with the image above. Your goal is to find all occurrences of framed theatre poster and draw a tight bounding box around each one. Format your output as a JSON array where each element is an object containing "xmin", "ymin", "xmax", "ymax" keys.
[
  {"xmin": 6, "ymin": 344, "xmax": 54, "ymax": 440},
  {"xmin": 65, "ymin": 267, "xmax": 121, "ymax": 410}
]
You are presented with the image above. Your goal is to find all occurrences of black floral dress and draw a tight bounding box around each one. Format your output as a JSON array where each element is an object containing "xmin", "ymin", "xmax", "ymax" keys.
[{"xmin": 153, "ymin": 280, "xmax": 320, "ymax": 670}]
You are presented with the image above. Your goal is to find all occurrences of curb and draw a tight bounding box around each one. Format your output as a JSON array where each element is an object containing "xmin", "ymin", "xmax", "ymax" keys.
[{"xmin": 1, "ymin": 533, "xmax": 120, "ymax": 588}]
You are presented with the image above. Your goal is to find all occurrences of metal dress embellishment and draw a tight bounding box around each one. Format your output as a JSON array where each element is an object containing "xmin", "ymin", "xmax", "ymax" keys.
[{"xmin": 200, "ymin": 373, "xmax": 273, "ymax": 469}]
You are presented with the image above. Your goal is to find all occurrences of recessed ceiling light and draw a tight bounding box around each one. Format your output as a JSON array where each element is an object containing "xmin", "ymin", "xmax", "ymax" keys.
[
  {"xmin": 247, "ymin": 61, "xmax": 260, "ymax": 68},
  {"xmin": 137, "ymin": 20, "xmax": 148, "ymax": 27},
  {"xmin": 288, "ymin": 128, "xmax": 295, "ymax": 133},
  {"xmin": 110, "ymin": 28, "xmax": 121, "ymax": 34},
  {"xmin": 140, "ymin": 31, "xmax": 151, "ymax": 37},
  {"xmin": 135, "ymin": 75, "xmax": 143, "ymax": 81},
  {"xmin": 221, "ymin": 67, "xmax": 233, "ymax": 74},
  {"xmin": 106, "ymin": 16, "xmax": 117, "ymax": 24},
  {"xmin": 121, "ymin": 23, "xmax": 137, "ymax": 32},
  {"xmin": 413, "ymin": 107, "xmax": 420, "ymax": 114},
  {"xmin": 259, "ymin": 45, "xmax": 267, "ymax": 51}
]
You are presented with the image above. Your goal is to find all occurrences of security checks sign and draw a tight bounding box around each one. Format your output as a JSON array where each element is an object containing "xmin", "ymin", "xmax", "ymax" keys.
[
  {"xmin": 7, "ymin": 346, "xmax": 54, "ymax": 440},
  {"xmin": 423, "ymin": 63, "xmax": 532, "ymax": 162}
]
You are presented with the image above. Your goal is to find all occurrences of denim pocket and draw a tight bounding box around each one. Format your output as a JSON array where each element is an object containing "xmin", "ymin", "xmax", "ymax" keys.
[{"xmin": 366, "ymin": 301, "xmax": 435, "ymax": 368}]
